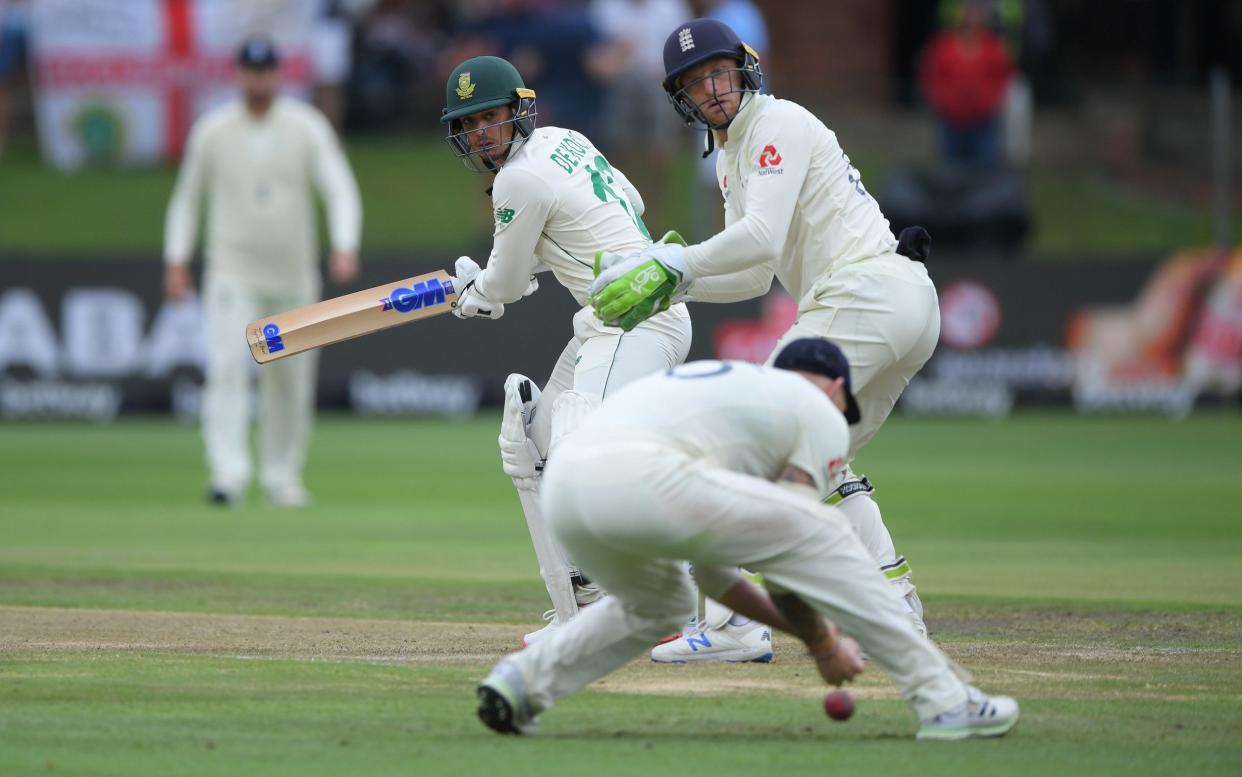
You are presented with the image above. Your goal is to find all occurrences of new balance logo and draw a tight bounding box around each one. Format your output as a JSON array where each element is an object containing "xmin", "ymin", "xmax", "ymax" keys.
[
  {"xmin": 686, "ymin": 632, "xmax": 712, "ymax": 652},
  {"xmin": 380, "ymin": 278, "xmax": 454, "ymax": 313},
  {"xmin": 678, "ymin": 28, "xmax": 695, "ymax": 52}
]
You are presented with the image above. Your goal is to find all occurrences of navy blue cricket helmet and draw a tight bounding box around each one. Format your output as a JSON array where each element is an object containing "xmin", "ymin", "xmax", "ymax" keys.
[
  {"xmin": 772, "ymin": 338, "xmax": 862, "ymax": 425},
  {"xmin": 661, "ymin": 18, "xmax": 762, "ymax": 130}
]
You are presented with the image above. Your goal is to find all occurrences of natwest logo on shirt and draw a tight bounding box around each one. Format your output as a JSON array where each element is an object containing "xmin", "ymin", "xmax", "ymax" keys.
[{"xmin": 758, "ymin": 144, "xmax": 783, "ymax": 175}]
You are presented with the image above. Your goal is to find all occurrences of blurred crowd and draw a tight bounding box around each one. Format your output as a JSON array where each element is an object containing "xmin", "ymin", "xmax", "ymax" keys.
[
  {"xmin": 317, "ymin": 0, "xmax": 766, "ymax": 221},
  {"xmin": 334, "ymin": 1, "xmax": 763, "ymax": 144}
]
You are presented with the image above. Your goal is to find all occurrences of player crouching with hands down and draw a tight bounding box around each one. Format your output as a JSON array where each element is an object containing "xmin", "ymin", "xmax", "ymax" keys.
[
  {"xmin": 477, "ymin": 339, "xmax": 1018, "ymax": 740},
  {"xmin": 440, "ymin": 56, "xmax": 692, "ymax": 647}
]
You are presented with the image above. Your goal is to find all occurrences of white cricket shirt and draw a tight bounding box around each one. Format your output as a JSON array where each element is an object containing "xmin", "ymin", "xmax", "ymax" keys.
[
  {"xmin": 685, "ymin": 93, "xmax": 899, "ymax": 307},
  {"xmin": 475, "ymin": 126, "xmax": 656, "ymax": 309},
  {"xmin": 164, "ymin": 97, "xmax": 361, "ymax": 287},
  {"xmin": 572, "ymin": 360, "xmax": 850, "ymax": 497}
]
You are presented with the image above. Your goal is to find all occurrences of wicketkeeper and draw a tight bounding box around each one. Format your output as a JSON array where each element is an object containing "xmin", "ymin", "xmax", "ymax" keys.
[{"xmin": 590, "ymin": 18, "xmax": 938, "ymax": 660}]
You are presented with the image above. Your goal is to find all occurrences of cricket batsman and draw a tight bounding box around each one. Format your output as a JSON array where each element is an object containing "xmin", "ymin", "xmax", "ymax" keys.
[
  {"xmin": 438, "ymin": 56, "xmax": 693, "ymax": 646},
  {"xmin": 590, "ymin": 19, "xmax": 938, "ymax": 660},
  {"xmin": 477, "ymin": 339, "xmax": 1019, "ymax": 740}
]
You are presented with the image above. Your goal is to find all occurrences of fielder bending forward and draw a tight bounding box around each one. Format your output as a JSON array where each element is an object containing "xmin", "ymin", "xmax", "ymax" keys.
[
  {"xmin": 477, "ymin": 340, "xmax": 1018, "ymax": 740},
  {"xmin": 438, "ymin": 56, "xmax": 692, "ymax": 646},
  {"xmin": 592, "ymin": 18, "xmax": 938, "ymax": 660}
]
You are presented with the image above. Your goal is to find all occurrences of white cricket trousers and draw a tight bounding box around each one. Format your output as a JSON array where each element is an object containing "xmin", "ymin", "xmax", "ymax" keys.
[
  {"xmin": 771, "ymin": 252, "xmax": 940, "ymax": 462},
  {"xmin": 511, "ymin": 304, "xmax": 692, "ymax": 619},
  {"xmin": 528, "ymin": 304, "xmax": 692, "ymax": 450},
  {"xmin": 768, "ymin": 252, "xmax": 939, "ymax": 580},
  {"xmin": 201, "ymin": 273, "xmax": 319, "ymax": 492},
  {"xmin": 514, "ymin": 442, "xmax": 968, "ymax": 723}
]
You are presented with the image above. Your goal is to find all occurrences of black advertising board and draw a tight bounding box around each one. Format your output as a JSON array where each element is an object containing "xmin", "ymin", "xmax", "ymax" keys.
[{"xmin": 4, "ymin": 251, "xmax": 1238, "ymax": 419}]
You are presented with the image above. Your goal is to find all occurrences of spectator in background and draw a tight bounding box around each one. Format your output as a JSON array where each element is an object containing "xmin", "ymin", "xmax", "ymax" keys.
[
  {"xmin": 919, "ymin": 0, "xmax": 1013, "ymax": 167},
  {"xmin": 0, "ymin": 0, "xmax": 30, "ymax": 160},
  {"xmin": 351, "ymin": 0, "xmax": 446, "ymax": 130},
  {"xmin": 163, "ymin": 36, "xmax": 362, "ymax": 508},
  {"xmin": 590, "ymin": 0, "xmax": 692, "ymax": 225},
  {"xmin": 693, "ymin": 0, "xmax": 766, "ymax": 54},
  {"xmin": 311, "ymin": 0, "xmax": 380, "ymax": 133},
  {"xmin": 444, "ymin": 0, "xmax": 611, "ymax": 141}
]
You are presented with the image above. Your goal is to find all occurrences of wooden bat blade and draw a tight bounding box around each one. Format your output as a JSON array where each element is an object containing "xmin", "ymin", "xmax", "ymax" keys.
[{"xmin": 245, "ymin": 269, "xmax": 457, "ymax": 364}]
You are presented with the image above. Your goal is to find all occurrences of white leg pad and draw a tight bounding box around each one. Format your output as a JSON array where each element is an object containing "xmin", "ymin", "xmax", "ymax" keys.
[
  {"xmin": 502, "ymin": 374, "xmax": 578, "ymax": 622},
  {"xmin": 548, "ymin": 390, "xmax": 597, "ymax": 454},
  {"xmin": 515, "ymin": 479, "xmax": 578, "ymax": 622}
]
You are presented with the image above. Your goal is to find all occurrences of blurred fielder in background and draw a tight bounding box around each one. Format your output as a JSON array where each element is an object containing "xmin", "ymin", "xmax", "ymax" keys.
[
  {"xmin": 478, "ymin": 340, "xmax": 1018, "ymax": 741},
  {"xmin": 163, "ymin": 35, "xmax": 362, "ymax": 508},
  {"xmin": 592, "ymin": 18, "xmax": 938, "ymax": 662},
  {"xmin": 438, "ymin": 55, "xmax": 692, "ymax": 647}
]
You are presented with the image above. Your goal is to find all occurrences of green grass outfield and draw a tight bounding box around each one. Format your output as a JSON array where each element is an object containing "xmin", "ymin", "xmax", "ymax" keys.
[{"xmin": 1, "ymin": 413, "xmax": 1240, "ymax": 776}]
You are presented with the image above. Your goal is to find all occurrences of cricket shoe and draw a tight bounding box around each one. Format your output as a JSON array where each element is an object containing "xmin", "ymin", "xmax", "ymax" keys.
[
  {"xmin": 916, "ymin": 686, "xmax": 1019, "ymax": 741},
  {"xmin": 650, "ymin": 620, "xmax": 773, "ymax": 663},
  {"xmin": 521, "ymin": 609, "xmax": 560, "ymax": 648},
  {"xmin": 477, "ymin": 660, "xmax": 538, "ymax": 735},
  {"xmin": 522, "ymin": 583, "xmax": 606, "ymax": 647},
  {"xmin": 264, "ymin": 482, "xmax": 311, "ymax": 508},
  {"xmin": 206, "ymin": 485, "xmax": 241, "ymax": 508}
]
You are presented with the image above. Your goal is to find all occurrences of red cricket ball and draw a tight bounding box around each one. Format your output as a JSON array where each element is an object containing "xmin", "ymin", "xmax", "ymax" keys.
[{"xmin": 823, "ymin": 689, "xmax": 855, "ymax": 721}]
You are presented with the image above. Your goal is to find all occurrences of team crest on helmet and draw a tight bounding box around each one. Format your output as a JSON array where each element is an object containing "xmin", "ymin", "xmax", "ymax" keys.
[
  {"xmin": 677, "ymin": 27, "xmax": 695, "ymax": 52},
  {"xmin": 456, "ymin": 72, "xmax": 476, "ymax": 100}
]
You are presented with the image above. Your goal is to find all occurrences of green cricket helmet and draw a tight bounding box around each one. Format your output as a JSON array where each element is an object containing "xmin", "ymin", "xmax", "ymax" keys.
[{"xmin": 441, "ymin": 56, "xmax": 537, "ymax": 173}]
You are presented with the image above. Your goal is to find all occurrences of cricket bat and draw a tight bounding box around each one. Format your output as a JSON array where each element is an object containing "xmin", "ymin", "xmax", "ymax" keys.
[{"xmin": 245, "ymin": 269, "xmax": 457, "ymax": 364}]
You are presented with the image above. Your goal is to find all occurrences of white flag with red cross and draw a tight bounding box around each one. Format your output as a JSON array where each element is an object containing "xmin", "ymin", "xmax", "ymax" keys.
[{"xmin": 29, "ymin": 0, "xmax": 315, "ymax": 170}]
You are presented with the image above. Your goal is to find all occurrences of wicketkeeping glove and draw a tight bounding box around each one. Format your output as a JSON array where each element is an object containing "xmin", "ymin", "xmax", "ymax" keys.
[{"xmin": 589, "ymin": 231, "xmax": 690, "ymax": 331}]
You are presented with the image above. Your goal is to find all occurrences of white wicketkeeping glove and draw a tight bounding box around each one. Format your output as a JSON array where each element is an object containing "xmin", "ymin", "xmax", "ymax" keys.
[
  {"xmin": 452, "ymin": 256, "xmax": 539, "ymax": 319},
  {"xmin": 499, "ymin": 373, "xmax": 544, "ymax": 486}
]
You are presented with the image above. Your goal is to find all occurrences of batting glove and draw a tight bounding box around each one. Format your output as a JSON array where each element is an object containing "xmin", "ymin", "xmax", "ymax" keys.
[{"xmin": 451, "ymin": 256, "xmax": 505, "ymax": 320}]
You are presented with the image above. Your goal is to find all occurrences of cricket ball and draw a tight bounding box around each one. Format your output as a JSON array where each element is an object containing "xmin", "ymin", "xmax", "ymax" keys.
[{"xmin": 823, "ymin": 689, "xmax": 855, "ymax": 721}]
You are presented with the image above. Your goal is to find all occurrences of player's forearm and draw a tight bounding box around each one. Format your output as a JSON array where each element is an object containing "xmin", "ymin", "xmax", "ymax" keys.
[
  {"xmin": 480, "ymin": 227, "xmax": 542, "ymax": 303},
  {"xmin": 321, "ymin": 161, "xmax": 363, "ymax": 254},
  {"xmin": 683, "ymin": 214, "xmax": 781, "ymax": 279},
  {"xmin": 769, "ymin": 592, "xmax": 835, "ymax": 650},
  {"xmin": 163, "ymin": 189, "xmax": 199, "ymax": 265},
  {"xmin": 716, "ymin": 578, "xmax": 797, "ymax": 635},
  {"xmin": 685, "ymin": 264, "xmax": 774, "ymax": 303},
  {"xmin": 325, "ymin": 185, "xmax": 362, "ymax": 254}
]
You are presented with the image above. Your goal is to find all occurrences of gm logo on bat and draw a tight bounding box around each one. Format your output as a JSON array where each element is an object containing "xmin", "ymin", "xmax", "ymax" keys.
[
  {"xmin": 380, "ymin": 277, "xmax": 456, "ymax": 313},
  {"xmin": 261, "ymin": 323, "xmax": 285, "ymax": 353}
]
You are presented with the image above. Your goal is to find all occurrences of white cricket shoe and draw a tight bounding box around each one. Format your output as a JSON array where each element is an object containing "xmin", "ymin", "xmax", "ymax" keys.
[
  {"xmin": 521, "ymin": 609, "xmax": 560, "ymax": 648},
  {"xmin": 264, "ymin": 482, "xmax": 312, "ymax": 508},
  {"xmin": 477, "ymin": 660, "xmax": 538, "ymax": 735},
  {"xmin": 522, "ymin": 583, "xmax": 606, "ymax": 647},
  {"xmin": 917, "ymin": 686, "xmax": 1020, "ymax": 740},
  {"xmin": 650, "ymin": 619, "xmax": 773, "ymax": 663}
]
